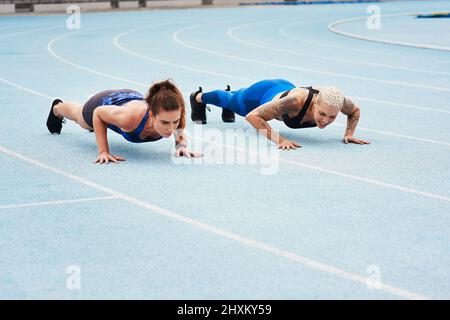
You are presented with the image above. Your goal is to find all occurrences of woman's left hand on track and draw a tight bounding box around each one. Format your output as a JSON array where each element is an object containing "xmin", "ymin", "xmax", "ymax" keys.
[
  {"xmin": 343, "ymin": 135, "xmax": 370, "ymax": 145},
  {"xmin": 94, "ymin": 151, "xmax": 126, "ymax": 164}
]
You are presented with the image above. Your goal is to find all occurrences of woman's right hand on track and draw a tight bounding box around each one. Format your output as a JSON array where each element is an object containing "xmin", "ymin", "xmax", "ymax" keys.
[
  {"xmin": 94, "ymin": 152, "xmax": 126, "ymax": 164},
  {"xmin": 278, "ymin": 139, "xmax": 301, "ymax": 150}
]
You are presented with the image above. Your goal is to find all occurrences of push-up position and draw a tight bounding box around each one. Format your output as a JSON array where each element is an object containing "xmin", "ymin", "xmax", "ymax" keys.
[
  {"xmin": 190, "ymin": 79, "xmax": 369, "ymax": 149},
  {"xmin": 46, "ymin": 79, "xmax": 202, "ymax": 163}
]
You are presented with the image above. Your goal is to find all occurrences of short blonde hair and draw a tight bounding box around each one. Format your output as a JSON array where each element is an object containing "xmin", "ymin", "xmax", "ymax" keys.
[{"xmin": 318, "ymin": 86, "xmax": 344, "ymax": 111}]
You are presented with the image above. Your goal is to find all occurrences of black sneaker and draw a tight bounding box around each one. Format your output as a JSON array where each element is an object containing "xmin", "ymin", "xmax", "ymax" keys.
[
  {"xmin": 190, "ymin": 87, "xmax": 209, "ymax": 124},
  {"xmin": 46, "ymin": 99, "xmax": 65, "ymax": 134},
  {"xmin": 221, "ymin": 85, "xmax": 235, "ymax": 123}
]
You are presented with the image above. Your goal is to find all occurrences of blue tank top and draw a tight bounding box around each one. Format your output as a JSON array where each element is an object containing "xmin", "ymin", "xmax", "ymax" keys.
[{"xmin": 101, "ymin": 90, "xmax": 163, "ymax": 143}]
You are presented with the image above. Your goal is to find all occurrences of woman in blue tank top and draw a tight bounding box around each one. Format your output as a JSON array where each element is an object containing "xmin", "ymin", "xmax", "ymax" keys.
[
  {"xmin": 190, "ymin": 79, "xmax": 370, "ymax": 150},
  {"xmin": 46, "ymin": 80, "xmax": 202, "ymax": 163}
]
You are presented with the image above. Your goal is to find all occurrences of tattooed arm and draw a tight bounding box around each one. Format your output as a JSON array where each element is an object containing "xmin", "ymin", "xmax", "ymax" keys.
[
  {"xmin": 340, "ymin": 98, "xmax": 370, "ymax": 145},
  {"xmin": 245, "ymin": 94, "xmax": 302, "ymax": 150}
]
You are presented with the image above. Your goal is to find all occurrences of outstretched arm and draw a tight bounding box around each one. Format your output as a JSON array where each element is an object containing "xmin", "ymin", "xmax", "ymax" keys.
[
  {"xmin": 92, "ymin": 105, "xmax": 128, "ymax": 164},
  {"xmin": 340, "ymin": 98, "xmax": 370, "ymax": 145},
  {"xmin": 245, "ymin": 94, "xmax": 302, "ymax": 150}
]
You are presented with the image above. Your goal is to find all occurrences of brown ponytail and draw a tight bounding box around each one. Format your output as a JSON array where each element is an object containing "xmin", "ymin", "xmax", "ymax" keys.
[{"xmin": 146, "ymin": 79, "xmax": 186, "ymax": 129}]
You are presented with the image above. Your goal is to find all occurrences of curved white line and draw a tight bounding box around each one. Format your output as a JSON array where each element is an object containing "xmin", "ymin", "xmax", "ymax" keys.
[
  {"xmin": 0, "ymin": 25, "xmax": 63, "ymax": 40},
  {"xmin": 113, "ymin": 25, "xmax": 253, "ymax": 82},
  {"xmin": 173, "ymin": 22, "xmax": 450, "ymax": 92},
  {"xmin": 228, "ymin": 20, "xmax": 450, "ymax": 76},
  {"xmin": 334, "ymin": 123, "xmax": 450, "ymax": 147},
  {"xmin": 349, "ymin": 95, "xmax": 450, "ymax": 115},
  {"xmin": 328, "ymin": 12, "xmax": 450, "ymax": 52},
  {"xmin": 0, "ymin": 77, "xmax": 54, "ymax": 99},
  {"xmin": 47, "ymin": 27, "xmax": 148, "ymax": 88},
  {"xmin": 279, "ymin": 20, "xmax": 450, "ymax": 64}
]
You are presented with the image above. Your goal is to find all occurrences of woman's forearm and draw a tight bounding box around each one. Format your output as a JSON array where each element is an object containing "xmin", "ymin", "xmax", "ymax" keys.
[
  {"xmin": 92, "ymin": 110, "xmax": 110, "ymax": 154},
  {"xmin": 245, "ymin": 114, "xmax": 285, "ymax": 144},
  {"xmin": 344, "ymin": 107, "xmax": 361, "ymax": 137},
  {"xmin": 244, "ymin": 95, "xmax": 300, "ymax": 145}
]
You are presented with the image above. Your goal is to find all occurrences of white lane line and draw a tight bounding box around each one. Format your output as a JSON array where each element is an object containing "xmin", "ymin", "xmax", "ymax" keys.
[
  {"xmin": 172, "ymin": 22, "xmax": 450, "ymax": 93},
  {"xmin": 0, "ymin": 196, "xmax": 118, "ymax": 210},
  {"xmin": 279, "ymin": 21, "xmax": 450, "ymax": 64},
  {"xmin": 228, "ymin": 20, "xmax": 450, "ymax": 76},
  {"xmin": 349, "ymin": 96, "xmax": 450, "ymax": 115},
  {"xmin": 0, "ymin": 144, "xmax": 430, "ymax": 300},
  {"xmin": 0, "ymin": 25, "xmax": 63, "ymax": 40},
  {"xmin": 194, "ymin": 135, "xmax": 450, "ymax": 204},
  {"xmin": 47, "ymin": 27, "xmax": 148, "ymax": 88},
  {"xmin": 328, "ymin": 12, "xmax": 450, "ymax": 52},
  {"xmin": 333, "ymin": 123, "xmax": 450, "ymax": 147},
  {"xmin": 48, "ymin": 22, "xmax": 252, "ymax": 85},
  {"xmin": 0, "ymin": 77, "xmax": 54, "ymax": 99},
  {"xmin": 113, "ymin": 25, "xmax": 254, "ymax": 82}
]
